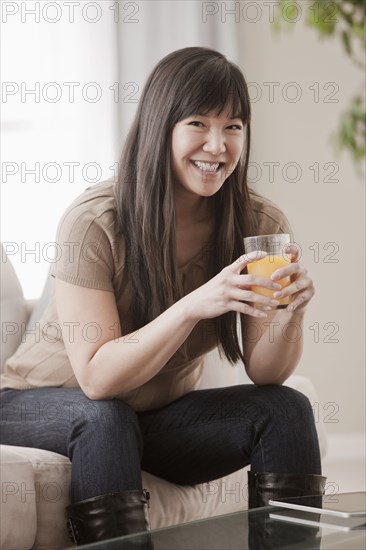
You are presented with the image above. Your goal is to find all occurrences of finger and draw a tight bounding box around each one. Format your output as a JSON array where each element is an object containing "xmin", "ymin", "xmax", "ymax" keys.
[
  {"xmin": 273, "ymin": 276, "xmax": 312, "ymax": 299},
  {"xmin": 231, "ymin": 288, "xmax": 280, "ymax": 308},
  {"xmin": 283, "ymin": 244, "xmax": 299, "ymax": 262},
  {"xmin": 271, "ymin": 263, "xmax": 306, "ymax": 281},
  {"xmin": 231, "ymin": 251, "xmax": 267, "ymax": 273},
  {"xmin": 286, "ymin": 289, "xmax": 314, "ymax": 312},
  {"xmin": 229, "ymin": 299, "xmax": 268, "ymax": 318},
  {"xmin": 232, "ymin": 274, "xmax": 282, "ymax": 291}
]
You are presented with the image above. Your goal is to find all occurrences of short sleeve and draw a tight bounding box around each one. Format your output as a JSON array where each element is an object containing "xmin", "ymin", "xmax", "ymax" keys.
[{"xmin": 51, "ymin": 201, "xmax": 116, "ymax": 292}]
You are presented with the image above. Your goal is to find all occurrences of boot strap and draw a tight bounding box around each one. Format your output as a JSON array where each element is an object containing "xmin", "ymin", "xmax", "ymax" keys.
[{"xmin": 67, "ymin": 517, "xmax": 79, "ymax": 545}]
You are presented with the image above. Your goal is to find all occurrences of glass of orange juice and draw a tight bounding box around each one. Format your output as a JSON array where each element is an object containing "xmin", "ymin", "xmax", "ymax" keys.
[{"xmin": 243, "ymin": 234, "xmax": 291, "ymax": 310}]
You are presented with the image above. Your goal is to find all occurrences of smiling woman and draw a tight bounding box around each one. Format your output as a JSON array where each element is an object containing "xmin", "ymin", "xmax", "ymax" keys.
[{"xmin": 0, "ymin": 47, "xmax": 325, "ymax": 547}]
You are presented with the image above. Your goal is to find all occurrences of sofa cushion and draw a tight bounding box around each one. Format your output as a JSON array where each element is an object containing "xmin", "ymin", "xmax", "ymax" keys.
[
  {"xmin": 145, "ymin": 467, "xmax": 249, "ymax": 530},
  {"xmin": 15, "ymin": 447, "xmax": 71, "ymax": 549},
  {"xmin": 25, "ymin": 274, "xmax": 53, "ymax": 333},
  {"xmin": 0, "ymin": 245, "xmax": 28, "ymax": 372},
  {"xmin": 0, "ymin": 446, "xmax": 37, "ymax": 550},
  {"xmin": 199, "ymin": 347, "xmax": 240, "ymax": 389},
  {"xmin": 0, "ymin": 445, "xmax": 71, "ymax": 549}
]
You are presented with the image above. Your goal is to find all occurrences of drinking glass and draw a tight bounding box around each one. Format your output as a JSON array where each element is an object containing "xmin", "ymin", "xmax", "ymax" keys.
[{"xmin": 243, "ymin": 234, "xmax": 291, "ymax": 310}]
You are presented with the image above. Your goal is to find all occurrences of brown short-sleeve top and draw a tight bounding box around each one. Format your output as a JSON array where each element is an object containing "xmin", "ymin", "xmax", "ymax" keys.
[{"xmin": 1, "ymin": 181, "xmax": 292, "ymax": 411}]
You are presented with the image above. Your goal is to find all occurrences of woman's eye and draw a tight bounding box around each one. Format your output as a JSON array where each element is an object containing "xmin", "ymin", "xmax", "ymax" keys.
[
  {"xmin": 228, "ymin": 124, "xmax": 242, "ymax": 130},
  {"xmin": 187, "ymin": 121, "xmax": 242, "ymax": 130}
]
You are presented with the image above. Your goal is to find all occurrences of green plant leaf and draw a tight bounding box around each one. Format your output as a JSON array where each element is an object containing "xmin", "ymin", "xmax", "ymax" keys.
[{"xmin": 341, "ymin": 30, "xmax": 352, "ymax": 55}]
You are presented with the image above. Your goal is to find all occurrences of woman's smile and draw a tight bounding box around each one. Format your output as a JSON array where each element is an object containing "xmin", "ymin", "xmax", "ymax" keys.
[{"xmin": 190, "ymin": 160, "xmax": 225, "ymax": 175}]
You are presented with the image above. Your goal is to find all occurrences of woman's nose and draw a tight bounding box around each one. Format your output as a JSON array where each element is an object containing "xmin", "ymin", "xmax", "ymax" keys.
[{"xmin": 202, "ymin": 131, "xmax": 226, "ymax": 155}]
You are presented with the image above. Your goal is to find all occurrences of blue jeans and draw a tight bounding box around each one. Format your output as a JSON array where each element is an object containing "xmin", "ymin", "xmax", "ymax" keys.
[{"xmin": 0, "ymin": 384, "xmax": 322, "ymax": 503}]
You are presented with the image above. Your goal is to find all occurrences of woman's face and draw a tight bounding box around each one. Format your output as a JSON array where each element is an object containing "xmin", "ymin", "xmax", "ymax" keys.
[{"xmin": 171, "ymin": 104, "xmax": 245, "ymax": 199}]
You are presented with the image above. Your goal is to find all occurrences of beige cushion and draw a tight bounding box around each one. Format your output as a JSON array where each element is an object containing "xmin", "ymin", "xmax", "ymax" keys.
[
  {"xmin": 0, "ymin": 446, "xmax": 71, "ymax": 550},
  {"xmin": 146, "ymin": 467, "xmax": 249, "ymax": 530},
  {"xmin": 0, "ymin": 446, "xmax": 37, "ymax": 550},
  {"xmin": 199, "ymin": 347, "xmax": 240, "ymax": 389},
  {"xmin": 0, "ymin": 244, "xmax": 28, "ymax": 372}
]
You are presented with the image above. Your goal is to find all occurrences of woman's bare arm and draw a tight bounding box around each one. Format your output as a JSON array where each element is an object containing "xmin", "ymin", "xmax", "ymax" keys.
[
  {"xmin": 241, "ymin": 308, "xmax": 305, "ymax": 385},
  {"xmin": 241, "ymin": 248, "xmax": 315, "ymax": 384},
  {"xmin": 55, "ymin": 279, "xmax": 198, "ymax": 400}
]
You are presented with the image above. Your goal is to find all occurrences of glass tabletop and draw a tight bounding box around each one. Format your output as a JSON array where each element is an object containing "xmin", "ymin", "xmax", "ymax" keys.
[{"xmin": 72, "ymin": 504, "xmax": 366, "ymax": 550}]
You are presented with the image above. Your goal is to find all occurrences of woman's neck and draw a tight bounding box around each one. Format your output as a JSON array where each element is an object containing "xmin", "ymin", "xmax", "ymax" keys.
[{"xmin": 175, "ymin": 192, "xmax": 215, "ymax": 230}]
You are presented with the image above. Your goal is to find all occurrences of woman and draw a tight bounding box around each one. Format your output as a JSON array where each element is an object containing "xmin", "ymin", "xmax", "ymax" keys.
[{"xmin": 1, "ymin": 47, "xmax": 325, "ymax": 546}]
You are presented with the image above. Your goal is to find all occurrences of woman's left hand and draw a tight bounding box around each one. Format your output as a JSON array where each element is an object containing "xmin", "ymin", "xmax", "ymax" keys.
[{"xmin": 271, "ymin": 245, "xmax": 315, "ymax": 313}]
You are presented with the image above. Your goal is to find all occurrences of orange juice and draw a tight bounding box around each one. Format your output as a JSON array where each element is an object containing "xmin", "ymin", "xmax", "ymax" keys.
[{"xmin": 247, "ymin": 255, "xmax": 291, "ymax": 306}]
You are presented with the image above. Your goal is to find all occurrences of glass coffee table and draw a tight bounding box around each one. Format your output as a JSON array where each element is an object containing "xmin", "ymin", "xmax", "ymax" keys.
[{"xmin": 73, "ymin": 502, "xmax": 366, "ymax": 550}]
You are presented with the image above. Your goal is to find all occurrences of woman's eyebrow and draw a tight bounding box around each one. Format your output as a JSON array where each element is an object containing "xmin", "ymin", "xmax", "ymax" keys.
[{"xmin": 196, "ymin": 113, "xmax": 243, "ymax": 120}]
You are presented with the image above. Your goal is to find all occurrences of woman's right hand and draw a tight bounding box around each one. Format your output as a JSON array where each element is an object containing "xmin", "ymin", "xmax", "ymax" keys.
[{"xmin": 184, "ymin": 251, "xmax": 283, "ymax": 320}]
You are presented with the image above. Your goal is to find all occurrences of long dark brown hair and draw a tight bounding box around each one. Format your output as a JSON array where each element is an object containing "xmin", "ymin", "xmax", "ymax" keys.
[{"xmin": 116, "ymin": 46, "xmax": 258, "ymax": 365}]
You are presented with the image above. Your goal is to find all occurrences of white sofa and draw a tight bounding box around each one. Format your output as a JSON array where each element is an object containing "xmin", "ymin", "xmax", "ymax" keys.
[{"xmin": 0, "ymin": 247, "xmax": 327, "ymax": 550}]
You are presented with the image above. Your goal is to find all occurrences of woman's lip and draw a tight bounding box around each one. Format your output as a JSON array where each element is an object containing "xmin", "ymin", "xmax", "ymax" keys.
[
  {"xmin": 190, "ymin": 160, "xmax": 224, "ymax": 176},
  {"xmin": 191, "ymin": 160, "xmax": 225, "ymax": 164}
]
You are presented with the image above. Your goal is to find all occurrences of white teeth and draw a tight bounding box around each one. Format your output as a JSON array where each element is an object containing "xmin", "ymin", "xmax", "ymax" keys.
[{"xmin": 193, "ymin": 161, "xmax": 220, "ymax": 172}]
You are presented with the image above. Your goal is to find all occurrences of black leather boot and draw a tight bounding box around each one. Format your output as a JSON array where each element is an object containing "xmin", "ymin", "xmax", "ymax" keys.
[
  {"xmin": 247, "ymin": 472, "xmax": 326, "ymax": 550},
  {"xmin": 66, "ymin": 489, "xmax": 153, "ymax": 548},
  {"xmin": 248, "ymin": 471, "xmax": 326, "ymax": 508}
]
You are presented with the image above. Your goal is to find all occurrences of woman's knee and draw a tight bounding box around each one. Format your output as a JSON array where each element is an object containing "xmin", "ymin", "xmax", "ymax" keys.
[
  {"xmin": 70, "ymin": 394, "xmax": 140, "ymax": 431},
  {"xmin": 68, "ymin": 395, "xmax": 143, "ymax": 460},
  {"xmin": 279, "ymin": 386, "xmax": 315, "ymax": 425},
  {"xmin": 252, "ymin": 384, "xmax": 315, "ymax": 428}
]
